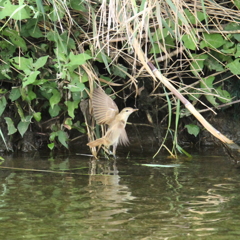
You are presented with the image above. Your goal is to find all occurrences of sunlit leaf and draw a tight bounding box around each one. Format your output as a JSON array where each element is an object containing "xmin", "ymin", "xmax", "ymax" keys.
[
  {"xmin": 33, "ymin": 112, "xmax": 41, "ymax": 122},
  {"xmin": 0, "ymin": 0, "xmax": 30, "ymax": 20},
  {"xmin": 67, "ymin": 52, "xmax": 92, "ymax": 68},
  {"xmin": 64, "ymin": 73, "xmax": 85, "ymax": 92},
  {"xmin": 27, "ymin": 90, "xmax": 37, "ymax": 101},
  {"xmin": 22, "ymin": 71, "xmax": 40, "ymax": 87},
  {"xmin": 200, "ymin": 33, "xmax": 225, "ymax": 49},
  {"xmin": 33, "ymin": 56, "xmax": 49, "ymax": 70},
  {"xmin": 11, "ymin": 57, "xmax": 33, "ymax": 71},
  {"xmin": 65, "ymin": 100, "xmax": 80, "ymax": 118},
  {"xmin": 48, "ymin": 143, "xmax": 55, "ymax": 150},
  {"xmin": 226, "ymin": 59, "xmax": 240, "ymax": 75},
  {"xmin": 182, "ymin": 33, "xmax": 197, "ymax": 50}
]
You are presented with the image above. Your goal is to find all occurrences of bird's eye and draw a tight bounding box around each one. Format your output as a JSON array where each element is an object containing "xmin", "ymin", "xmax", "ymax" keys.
[{"xmin": 126, "ymin": 109, "xmax": 129, "ymax": 112}]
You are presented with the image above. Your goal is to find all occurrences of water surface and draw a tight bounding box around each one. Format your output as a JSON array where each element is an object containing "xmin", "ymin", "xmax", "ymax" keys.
[{"xmin": 0, "ymin": 151, "xmax": 239, "ymax": 239}]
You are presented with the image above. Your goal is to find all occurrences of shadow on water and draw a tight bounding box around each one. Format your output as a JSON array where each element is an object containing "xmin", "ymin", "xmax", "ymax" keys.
[{"xmin": 0, "ymin": 150, "xmax": 240, "ymax": 239}]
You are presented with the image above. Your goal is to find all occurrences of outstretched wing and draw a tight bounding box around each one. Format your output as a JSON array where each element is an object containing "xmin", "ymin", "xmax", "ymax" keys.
[
  {"xmin": 92, "ymin": 88, "xmax": 119, "ymax": 125},
  {"xmin": 118, "ymin": 128, "xmax": 130, "ymax": 146}
]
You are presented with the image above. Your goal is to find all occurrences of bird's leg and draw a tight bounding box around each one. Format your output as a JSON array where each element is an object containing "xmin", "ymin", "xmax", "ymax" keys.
[
  {"xmin": 112, "ymin": 144, "xmax": 117, "ymax": 159},
  {"xmin": 102, "ymin": 145, "xmax": 116, "ymax": 159},
  {"xmin": 101, "ymin": 146, "xmax": 116, "ymax": 159}
]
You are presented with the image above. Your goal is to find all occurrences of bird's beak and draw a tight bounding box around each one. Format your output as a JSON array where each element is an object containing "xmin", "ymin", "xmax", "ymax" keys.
[{"xmin": 132, "ymin": 109, "xmax": 138, "ymax": 112}]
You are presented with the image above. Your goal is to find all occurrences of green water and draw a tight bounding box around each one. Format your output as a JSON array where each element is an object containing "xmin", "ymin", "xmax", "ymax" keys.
[{"xmin": 0, "ymin": 151, "xmax": 239, "ymax": 239}]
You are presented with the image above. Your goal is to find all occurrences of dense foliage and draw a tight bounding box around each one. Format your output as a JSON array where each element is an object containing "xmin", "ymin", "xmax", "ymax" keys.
[{"xmin": 0, "ymin": 0, "xmax": 240, "ymax": 152}]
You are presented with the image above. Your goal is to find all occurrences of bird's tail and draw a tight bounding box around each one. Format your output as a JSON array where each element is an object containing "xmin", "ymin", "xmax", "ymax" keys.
[{"xmin": 87, "ymin": 138, "xmax": 104, "ymax": 147}]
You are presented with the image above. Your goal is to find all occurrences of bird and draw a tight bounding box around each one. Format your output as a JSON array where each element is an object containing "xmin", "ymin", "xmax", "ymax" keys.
[{"xmin": 87, "ymin": 87, "xmax": 138, "ymax": 157}]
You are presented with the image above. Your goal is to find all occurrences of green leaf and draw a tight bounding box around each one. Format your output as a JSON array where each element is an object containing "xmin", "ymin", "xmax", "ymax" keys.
[
  {"xmin": 164, "ymin": 35, "xmax": 175, "ymax": 49},
  {"xmin": 64, "ymin": 73, "xmax": 85, "ymax": 92},
  {"xmin": 2, "ymin": 28, "xmax": 27, "ymax": 51},
  {"xmin": 9, "ymin": 88, "xmax": 21, "ymax": 101},
  {"xmin": 17, "ymin": 120, "xmax": 31, "ymax": 137},
  {"xmin": 224, "ymin": 22, "xmax": 240, "ymax": 41},
  {"xmin": 226, "ymin": 59, "xmax": 240, "ymax": 75},
  {"xmin": 81, "ymin": 72, "xmax": 89, "ymax": 83},
  {"xmin": 49, "ymin": 89, "xmax": 61, "ymax": 108},
  {"xmin": 33, "ymin": 112, "xmax": 41, "ymax": 122},
  {"xmin": 200, "ymin": 33, "xmax": 225, "ymax": 49},
  {"xmin": 57, "ymin": 130, "xmax": 68, "ymax": 149},
  {"xmin": 216, "ymin": 86, "xmax": 231, "ymax": 103},
  {"xmin": 0, "ymin": 0, "xmax": 30, "ymax": 20},
  {"xmin": 67, "ymin": 52, "xmax": 92, "ymax": 69},
  {"xmin": 95, "ymin": 50, "xmax": 111, "ymax": 64},
  {"xmin": 0, "ymin": 96, "xmax": 7, "ymax": 116},
  {"xmin": 185, "ymin": 124, "xmax": 200, "ymax": 137},
  {"xmin": 190, "ymin": 54, "xmax": 208, "ymax": 76},
  {"xmin": 49, "ymin": 105, "xmax": 61, "ymax": 117},
  {"xmin": 64, "ymin": 118, "xmax": 73, "ymax": 126},
  {"xmin": 33, "ymin": 56, "xmax": 49, "ymax": 70},
  {"xmin": 235, "ymin": 44, "xmax": 240, "ymax": 58},
  {"xmin": 200, "ymin": 76, "xmax": 218, "ymax": 107},
  {"xmin": 69, "ymin": 0, "xmax": 86, "ymax": 11},
  {"xmin": 32, "ymin": 79, "xmax": 48, "ymax": 85},
  {"xmin": 48, "ymin": 143, "xmax": 55, "ymax": 150},
  {"xmin": 49, "ymin": 9, "xmax": 65, "ymax": 22},
  {"xmin": 187, "ymin": 89, "xmax": 201, "ymax": 101},
  {"xmin": 60, "ymin": 32, "xmax": 76, "ymax": 50},
  {"xmin": 204, "ymin": 57, "xmax": 224, "ymax": 72},
  {"xmin": 4, "ymin": 117, "xmax": 17, "ymax": 135},
  {"xmin": 49, "ymin": 132, "xmax": 57, "ymax": 141},
  {"xmin": 221, "ymin": 41, "xmax": 235, "ymax": 54},
  {"xmin": 22, "ymin": 71, "xmax": 40, "ymax": 87},
  {"xmin": 234, "ymin": 0, "xmax": 240, "ymax": 9},
  {"xmin": 149, "ymin": 43, "xmax": 162, "ymax": 54},
  {"xmin": 100, "ymin": 51, "xmax": 111, "ymax": 74},
  {"xmin": 152, "ymin": 28, "xmax": 168, "ymax": 41},
  {"xmin": 182, "ymin": 33, "xmax": 197, "ymax": 50},
  {"xmin": 11, "ymin": 57, "xmax": 33, "ymax": 71},
  {"xmin": 27, "ymin": 90, "xmax": 37, "ymax": 101},
  {"xmin": 111, "ymin": 64, "xmax": 128, "ymax": 79},
  {"xmin": 65, "ymin": 100, "xmax": 80, "ymax": 118},
  {"xmin": 184, "ymin": 9, "xmax": 206, "ymax": 24},
  {"xmin": 72, "ymin": 121, "xmax": 86, "ymax": 134},
  {"xmin": 20, "ymin": 19, "xmax": 44, "ymax": 38}
]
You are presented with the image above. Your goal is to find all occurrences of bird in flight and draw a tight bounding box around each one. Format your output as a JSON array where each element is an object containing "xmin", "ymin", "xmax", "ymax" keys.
[{"xmin": 87, "ymin": 88, "xmax": 138, "ymax": 157}]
